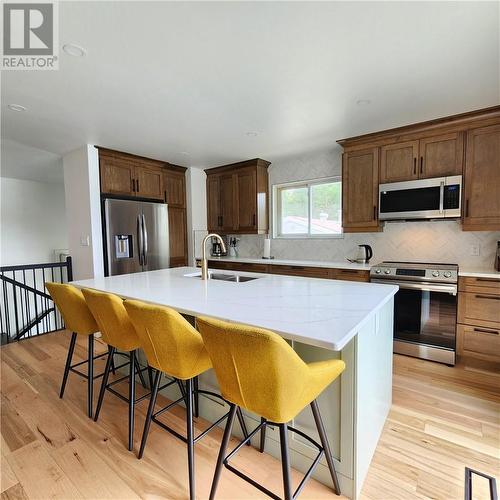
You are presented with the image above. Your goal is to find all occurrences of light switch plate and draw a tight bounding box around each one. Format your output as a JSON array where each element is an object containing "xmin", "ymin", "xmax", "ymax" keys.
[
  {"xmin": 470, "ymin": 244, "xmax": 480, "ymax": 256},
  {"xmin": 80, "ymin": 235, "xmax": 90, "ymax": 247}
]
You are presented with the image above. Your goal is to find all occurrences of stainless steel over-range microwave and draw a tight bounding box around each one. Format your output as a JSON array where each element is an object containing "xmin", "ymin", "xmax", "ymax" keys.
[{"xmin": 379, "ymin": 175, "xmax": 462, "ymax": 221}]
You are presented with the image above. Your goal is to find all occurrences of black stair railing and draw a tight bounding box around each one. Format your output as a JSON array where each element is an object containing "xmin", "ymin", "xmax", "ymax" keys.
[{"xmin": 0, "ymin": 256, "xmax": 73, "ymax": 344}]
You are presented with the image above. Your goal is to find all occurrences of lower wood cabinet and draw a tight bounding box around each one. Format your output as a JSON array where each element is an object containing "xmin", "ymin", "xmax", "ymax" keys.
[
  {"xmin": 457, "ymin": 276, "xmax": 500, "ymax": 364},
  {"xmin": 269, "ymin": 265, "xmax": 331, "ymax": 279}
]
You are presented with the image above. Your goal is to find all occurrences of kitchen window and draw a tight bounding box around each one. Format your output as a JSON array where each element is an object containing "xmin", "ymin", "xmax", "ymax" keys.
[{"xmin": 273, "ymin": 177, "xmax": 342, "ymax": 238}]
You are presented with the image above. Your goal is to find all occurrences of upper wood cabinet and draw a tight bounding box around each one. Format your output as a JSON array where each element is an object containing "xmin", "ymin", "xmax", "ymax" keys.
[
  {"xmin": 99, "ymin": 149, "xmax": 163, "ymax": 201},
  {"xmin": 380, "ymin": 133, "xmax": 463, "ymax": 183},
  {"xmin": 462, "ymin": 124, "xmax": 500, "ymax": 231},
  {"xmin": 380, "ymin": 141, "xmax": 419, "ymax": 183},
  {"xmin": 338, "ymin": 106, "xmax": 500, "ymax": 232},
  {"xmin": 163, "ymin": 168, "xmax": 186, "ymax": 207},
  {"xmin": 342, "ymin": 148, "xmax": 380, "ymax": 232},
  {"xmin": 205, "ymin": 158, "xmax": 270, "ymax": 234}
]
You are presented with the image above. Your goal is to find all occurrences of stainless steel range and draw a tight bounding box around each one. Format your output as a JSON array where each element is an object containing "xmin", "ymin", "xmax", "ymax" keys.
[{"xmin": 370, "ymin": 261, "xmax": 458, "ymax": 365}]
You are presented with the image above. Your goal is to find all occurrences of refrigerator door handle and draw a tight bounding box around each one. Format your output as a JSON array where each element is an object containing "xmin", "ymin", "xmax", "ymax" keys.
[
  {"xmin": 137, "ymin": 215, "xmax": 144, "ymax": 266},
  {"xmin": 142, "ymin": 213, "xmax": 148, "ymax": 266}
]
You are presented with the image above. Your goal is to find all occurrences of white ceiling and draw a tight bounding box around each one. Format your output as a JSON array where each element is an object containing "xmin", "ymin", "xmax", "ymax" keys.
[
  {"xmin": 1, "ymin": 139, "xmax": 63, "ymax": 183},
  {"xmin": 2, "ymin": 1, "xmax": 499, "ymax": 169}
]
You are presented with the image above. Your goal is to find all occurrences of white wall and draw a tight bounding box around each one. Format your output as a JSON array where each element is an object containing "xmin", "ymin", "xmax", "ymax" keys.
[
  {"xmin": 186, "ymin": 167, "xmax": 207, "ymax": 265},
  {"xmin": 0, "ymin": 177, "xmax": 68, "ymax": 266},
  {"xmin": 233, "ymin": 148, "xmax": 500, "ymax": 269},
  {"xmin": 63, "ymin": 145, "xmax": 104, "ymax": 280}
]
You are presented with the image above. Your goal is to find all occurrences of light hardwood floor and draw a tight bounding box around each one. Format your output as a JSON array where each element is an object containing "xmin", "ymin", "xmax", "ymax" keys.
[{"xmin": 1, "ymin": 331, "xmax": 499, "ymax": 500}]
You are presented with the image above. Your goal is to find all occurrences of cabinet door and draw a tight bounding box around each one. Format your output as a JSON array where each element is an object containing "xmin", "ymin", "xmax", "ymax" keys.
[
  {"xmin": 463, "ymin": 124, "xmax": 500, "ymax": 230},
  {"xmin": 168, "ymin": 206, "xmax": 188, "ymax": 267},
  {"xmin": 342, "ymin": 148, "xmax": 380, "ymax": 232},
  {"xmin": 100, "ymin": 156, "xmax": 135, "ymax": 196},
  {"xmin": 207, "ymin": 174, "xmax": 221, "ymax": 232},
  {"xmin": 135, "ymin": 165, "xmax": 163, "ymax": 200},
  {"xmin": 219, "ymin": 173, "xmax": 236, "ymax": 232},
  {"xmin": 380, "ymin": 141, "xmax": 419, "ymax": 183},
  {"xmin": 419, "ymin": 132, "xmax": 464, "ymax": 178},
  {"xmin": 163, "ymin": 170, "xmax": 186, "ymax": 207},
  {"xmin": 236, "ymin": 167, "xmax": 257, "ymax": 232}
]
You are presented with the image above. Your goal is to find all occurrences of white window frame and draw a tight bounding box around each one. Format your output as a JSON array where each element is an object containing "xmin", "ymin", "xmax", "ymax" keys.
[{"xmin": 272, "ymin": 176, "xmax": 343, "ymax": 239}]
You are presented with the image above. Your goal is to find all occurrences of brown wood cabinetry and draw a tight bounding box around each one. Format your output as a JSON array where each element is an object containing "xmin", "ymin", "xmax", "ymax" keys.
[
  {"xmin": 270, "ymin": 265, "xmax": 331, "ymax": 279},
  {"xmin": 342, "ymin": 148, "xmax": 380, "ymax": 232},
  {"xmin": 330, "ymin": 268, "xmax": 369, "ymax": 282},
  {"xmin": 205, "ymin": 158, "xmax": 270, "ymax": 234},
  {"xmin": 457, "ymin": 276, "xmax": 500, "ymax": 363},
  {"xmin": 98, "ymin": 148, "xmax": 188, "ymax": 267},
  {"xmin": 462, "ymin": 124, "xmax": 500, "ymax": 230},
  {"xmin": 338, "ymin": 106, "xmax": 500, "ymax": 232}
]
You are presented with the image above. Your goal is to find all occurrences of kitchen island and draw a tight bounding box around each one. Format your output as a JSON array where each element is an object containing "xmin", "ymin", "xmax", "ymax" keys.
[{"xmin": 72, "ymin": 267, "xmax": 398, "ymax": 499}]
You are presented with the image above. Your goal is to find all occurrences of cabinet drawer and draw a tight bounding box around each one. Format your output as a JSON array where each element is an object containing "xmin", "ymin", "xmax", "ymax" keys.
[
  {"xmin": 207, "ymin": 261, "xmax": 269, "ymax": 274},
  {"xmin": 270, "ymin": 265, "xmax": 331, "ymax": 279},
  {"xmin": 330, "ymin": 268, "xmax": 369, "ymax": 282},
  {"xmin": 458, "ymin": 276, "xmax": 500, "ymax": 294},
  {"xmin": 458, "ymin": 292, "xmax": 500, "ymax": 328},
  {"xmin": 457, "ymin": 324, "xmax": 500, "ymax": 362}
]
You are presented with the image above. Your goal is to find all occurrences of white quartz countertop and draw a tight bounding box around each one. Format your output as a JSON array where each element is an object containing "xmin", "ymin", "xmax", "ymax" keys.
[
  {"xmin": 205, "ymin": 256, "xmax": 372, "ymax": 271},
  {"xmin": 458, "ymin": 268, "xmax": 500, "ymax": 279},
  {"xmin": 72, "ymin": 267, "xmax": 398, "ymax": 351}
]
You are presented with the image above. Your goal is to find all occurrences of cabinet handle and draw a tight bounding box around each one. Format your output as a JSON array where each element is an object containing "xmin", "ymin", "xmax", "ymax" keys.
[
  {"xmin": 218, "ymin": 215, "xmax": 222, "ymax": 227},
  {"xmin": 475, "ymin": 294, "xmax": 500, "ymax": 300},
  {"xmin": 373, "ymin": 206, "xmax": 376, "ymax": 220},
  {"xmin": 476, "ymin": 278, "xmax": 499, "ymax": 283},
  {"xmin": 253, "ymin": 214, "xmax": 256, "ymax": 226},
  {"xmin": 136, "ymin": 179, "xmax": 139, "ymax": 192},
  {"xmin": 465, "ymin": 199, "xmax": 469, "ymax": 217},
  {"xmin": 420, "ymin": 156, "xmax": 423, "ymax": 174},
  {"xmin": 131, "ymin": 179, "xmax": 135, "ymax": 192},
  {"xmin": 473, "ymin": 327, "xmax": 499, "ymax": 335},
  {"xmin": 164, "ymin": 190, "xmax": 167, "ymax": 203},
  {"xmin": 413, "ymin": 158, "xmax": 416, "ymax": 175}
]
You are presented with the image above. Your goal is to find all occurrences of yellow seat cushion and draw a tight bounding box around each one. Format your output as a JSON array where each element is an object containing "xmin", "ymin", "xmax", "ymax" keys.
[
  {"xmin": 45, "ymin": 282, "xmax": 98, "ymax": 336},
  {"xmin": 124, "ymin": 300, "xmax": 212, "ymax": 380},
  {"xmin": 196, "ymin": 316, "xmax": 345, "ymax": 423},
  {"xmin": 82, "ymin": 288, "xmax": 141, "ymax": 352}
]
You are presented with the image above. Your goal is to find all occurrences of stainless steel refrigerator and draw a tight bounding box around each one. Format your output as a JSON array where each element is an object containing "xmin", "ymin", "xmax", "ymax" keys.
[{"xmin": 104, "ymin": 198, "xmax": 169, "ymax": 276}]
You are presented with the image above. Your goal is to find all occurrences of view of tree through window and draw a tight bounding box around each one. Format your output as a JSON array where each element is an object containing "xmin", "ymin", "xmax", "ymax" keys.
[{"xmin": 277, "ymin": 179, "xmax": 342, "ymax": 236}]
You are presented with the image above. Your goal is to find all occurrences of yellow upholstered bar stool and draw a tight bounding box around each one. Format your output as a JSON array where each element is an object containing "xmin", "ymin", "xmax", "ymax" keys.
[
  {"xmin": 123, "ymin": 300, "xmax": 250, "ymax": 500},
  {"xmin": 82, "ymin": 288, "xmax": 151, "ymax": 451},
  {"xmin": 46, "ymin": 282, "xmax": 109, "ymax": 419},
  {"xmin": 197, "ymin": 316, "xmax": 346, "ymax": 500}
]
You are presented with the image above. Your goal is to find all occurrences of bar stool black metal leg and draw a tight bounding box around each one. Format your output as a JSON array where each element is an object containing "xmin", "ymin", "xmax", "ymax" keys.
[
  {"xmin": 109, "ymin": 346, "xmax": 116, "ymax": 375},
  {"xmin": 236, "ymin": 407, "xmax": 251, "ymax": 445},
  {"xmin": 87, "ymin": 334, "xmax": 94, "ymax": 418},
  {"xmin": 279, "ymin": 423, "xmax": 293, "ymax": 500},
  {"xmin": 128, "ymin": 350, "xmax": 136, "ymax": 451},
  {"xmin": 193, "ymin": 376, "xmax": 199, "ymax": 418},
  {"xmin": 209, "ymin": 404, "xmax": 237, "ymax": 500},
  {"xmin": 311, "ymin": 399, "xmax": 341, "ymax": 495},
  {"xmin": 94, "ymin": 347, "xmax": 115, "ymax": 422},
  {"xmin": 177, "ymin": 379, "xmax": 188, "ymax": 406},
  {"xmin": 134, "ymin": 352, "xmax": 147, "ymax": 388},
  {"xmin": 138, "ymin": 369, "xmax": 161, "ymax": 459},
  {"xmin": 147, "ymin": 365, "xmax": 154, "ymax": 389},
  {"xmin": 259, "ymin": 417, "xmax": 267, "ymax": 453},
  {"xmin": 59, "ymin": 332, "xmax": 77, "ymax": 398},
  {"xmin": 186, "ymin": 378, "xmax": 195, "ymax": 500}
]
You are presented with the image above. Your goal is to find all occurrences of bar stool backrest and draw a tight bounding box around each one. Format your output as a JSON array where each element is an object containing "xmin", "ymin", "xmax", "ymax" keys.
[
  {"xmin": 196, "ymin": 316, "xmax": 311, "ymax": 423},
  {"xmin": 124, "ymin": 299, "xmax": 210, "ymax": 380},
  {"xmin": 81, "ymin": 288, "xmax": 140, "ymax": 352},
  {"xmin": 46, "ymin": 282, "xmax": 98, "ymax": 336}
]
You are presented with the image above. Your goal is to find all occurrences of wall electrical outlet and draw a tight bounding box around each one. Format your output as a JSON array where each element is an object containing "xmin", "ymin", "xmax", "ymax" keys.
[
  {"xmin": 80, "ymin": 235, "xmax": 90, "ymax": 247},
  {"xmin": 470, "ymin": 244, "xmax": 480, "ymax": 256}
]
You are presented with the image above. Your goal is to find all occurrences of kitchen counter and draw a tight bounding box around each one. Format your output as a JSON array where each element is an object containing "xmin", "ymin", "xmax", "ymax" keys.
[
  {"xmin": 458, "ymin": 268, "xmax": 500, "ymax": 279},
  {"xmin": 205, "ymin": 255, "xmax": 372, "ymax": 270},
  {"xmin": 72, "ymin": 266, "xmax": 396, "ymax": 351},
  {"xmin": 72, "ymin": 267, "xmax": 396, "ymax": 498}
]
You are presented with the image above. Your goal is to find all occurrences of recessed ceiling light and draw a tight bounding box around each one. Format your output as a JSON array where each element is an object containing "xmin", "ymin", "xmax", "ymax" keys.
[
  {"xmin": 7, "ymin": 104, "xmax": 27, "ymax": 112},
  {"xmin": 245, "ymin": 131, "xmax": 258, "ymax": 137},
  {"xmin": 62, "ymin": 43, "xmax": 86, "ymax": 57},
  {"xmin": 356, "ymin": 99, "xmax": 371, "ymax": 106}
]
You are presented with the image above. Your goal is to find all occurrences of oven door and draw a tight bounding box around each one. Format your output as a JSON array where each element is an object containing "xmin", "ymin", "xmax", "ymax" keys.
[{"xmin": 372, "ymin": 279, "xmax": 458, "ymax": 364}]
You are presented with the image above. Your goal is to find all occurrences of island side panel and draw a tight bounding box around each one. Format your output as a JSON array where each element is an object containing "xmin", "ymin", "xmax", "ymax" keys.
[{"xmin": 354, "ymin": 298, "xmax": 394, "ymax": 498}]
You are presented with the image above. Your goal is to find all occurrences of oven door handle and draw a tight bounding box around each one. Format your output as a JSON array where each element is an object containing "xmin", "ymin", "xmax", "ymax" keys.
[{"xmin": 371, "ymin": 279, "xmax": 457, "ymax": 295}]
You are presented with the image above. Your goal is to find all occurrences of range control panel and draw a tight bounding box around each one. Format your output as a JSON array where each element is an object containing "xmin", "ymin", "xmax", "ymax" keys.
[{"xmin": 370, "ymin": 262, "xmax": 458, "ymax": 283}]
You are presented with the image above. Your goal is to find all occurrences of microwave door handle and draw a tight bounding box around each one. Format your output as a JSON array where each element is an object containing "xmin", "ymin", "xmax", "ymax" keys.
[{"xmin": 439, "ymin": 181, "xmax": 444, "ymax": 214}]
